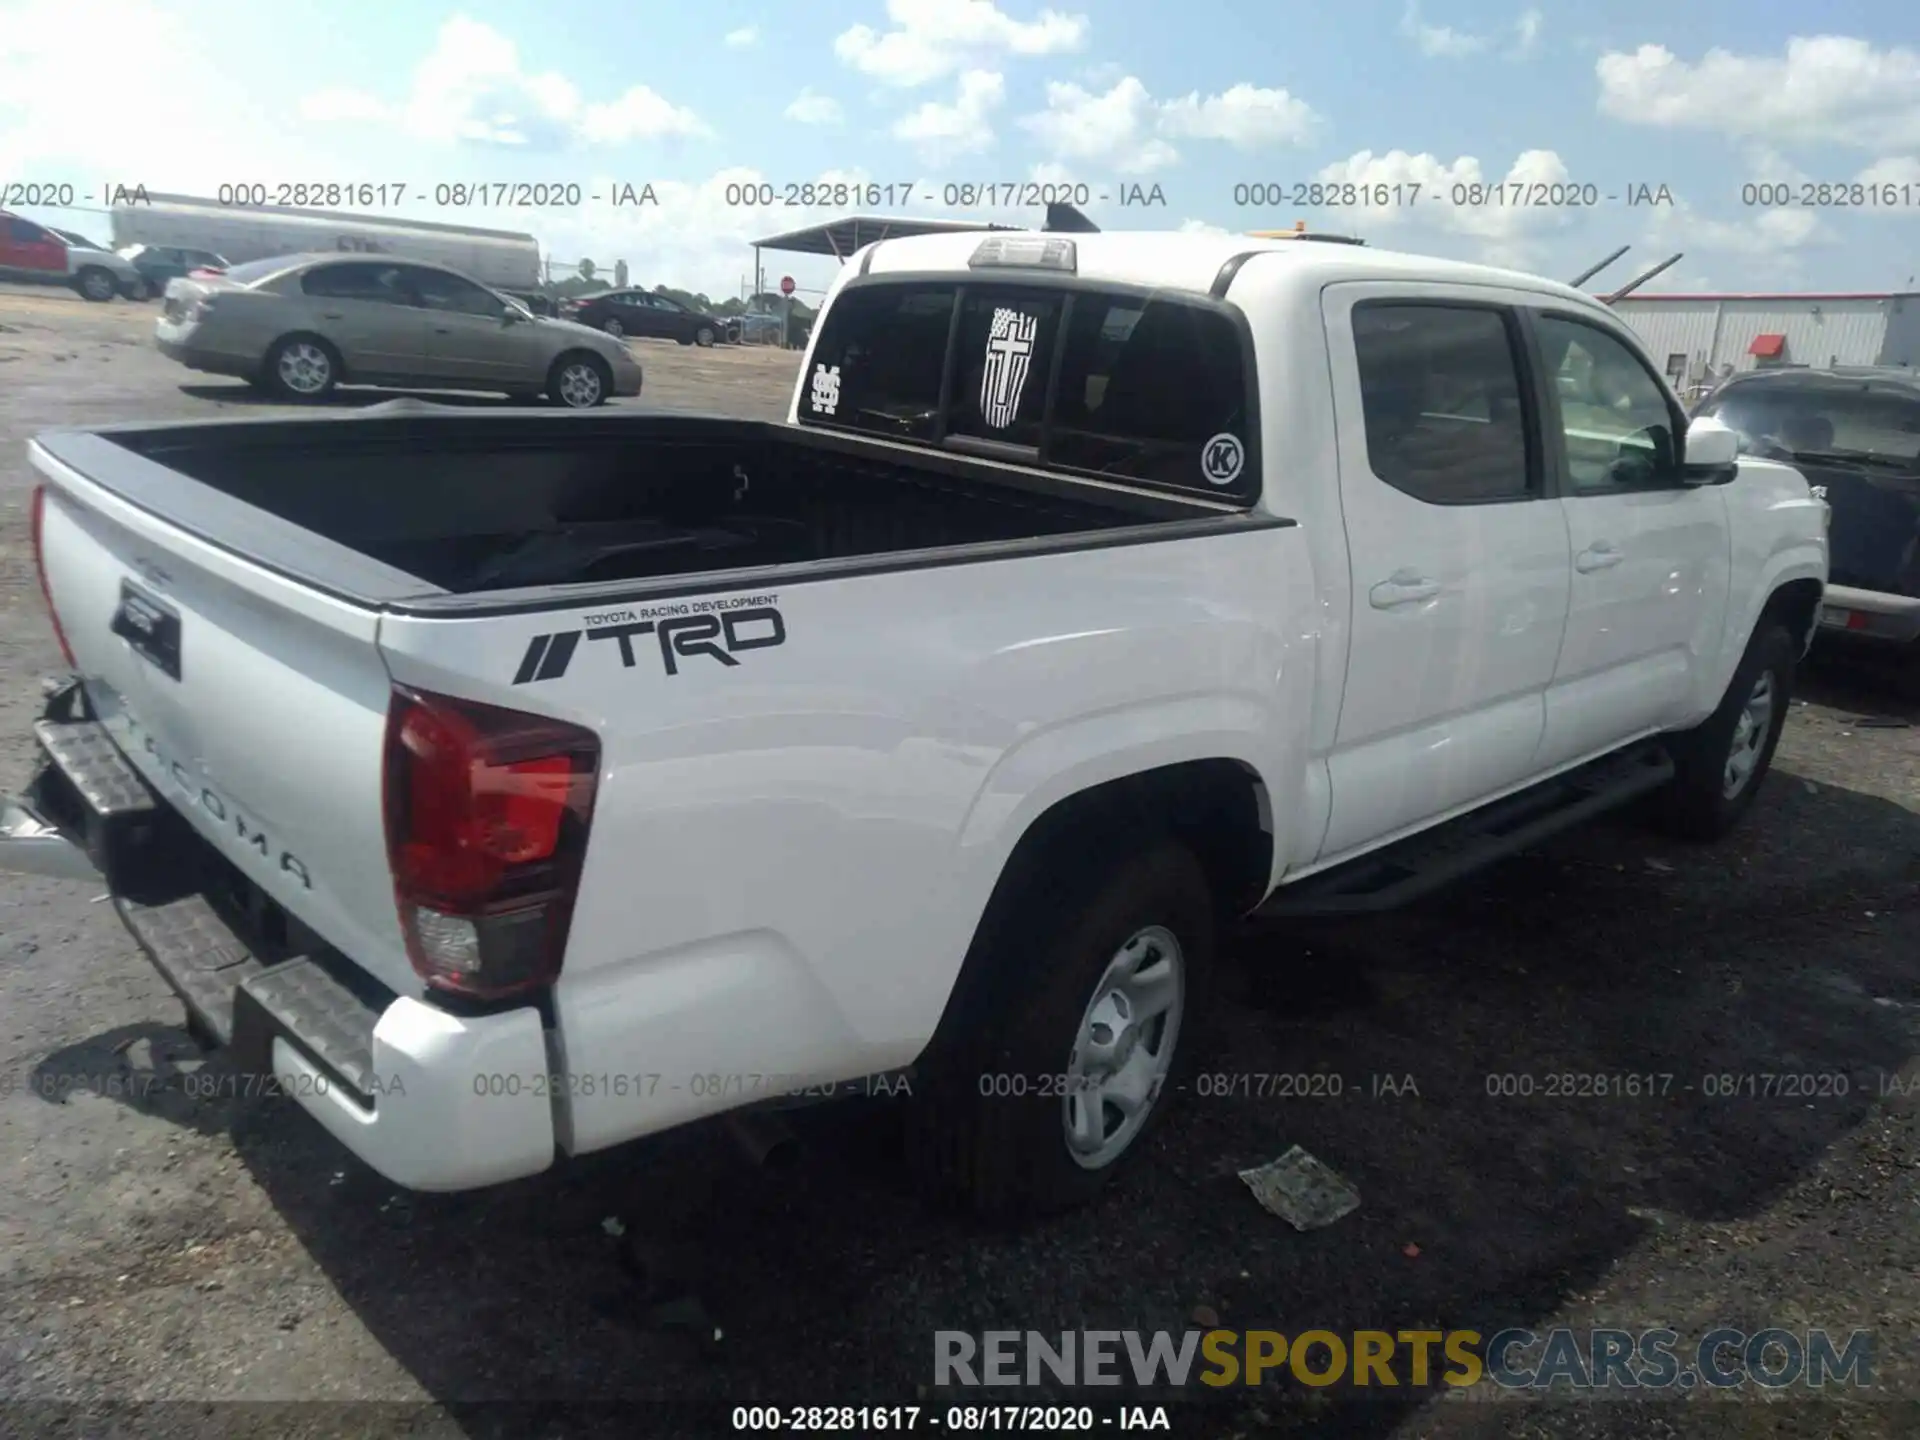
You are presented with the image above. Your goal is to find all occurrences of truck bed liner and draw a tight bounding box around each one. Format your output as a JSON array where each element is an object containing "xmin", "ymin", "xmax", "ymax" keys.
[{"xmin": 62, "ymin": 412, "xmax": 1222, "ymax": 596}]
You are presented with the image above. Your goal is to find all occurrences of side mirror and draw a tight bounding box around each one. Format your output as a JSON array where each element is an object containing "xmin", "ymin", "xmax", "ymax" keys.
[{"xmin": 1683, "ymin": 414, "xmax": 1740, "ymax": 471}]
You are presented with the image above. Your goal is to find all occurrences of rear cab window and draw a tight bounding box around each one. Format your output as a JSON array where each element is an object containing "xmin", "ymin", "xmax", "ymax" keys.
[{"xmin": 799, "ymin": 274, "xmax": 1259, "ymax": 502}]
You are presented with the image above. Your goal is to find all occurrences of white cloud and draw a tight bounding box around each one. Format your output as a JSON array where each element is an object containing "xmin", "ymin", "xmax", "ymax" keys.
[
  {"xmin": 834, "ymin": 0, "xmax": 1087, "ymax": 87},
  {"xmin": 1401, "ymin": 4, "xmax": 1544, "ymax": 61},
  {"xmin": 296, "ymin": 16, "xmax": 709, "ymax": 148},
  {"xmin": 1596, "ymin": 37, "xmax": 1920, "ymax": 149},
  {"xmin": 1857, "ymin": 155, "xmax": 1920, "ymax": 187},
  {"xmin": 1023, "ymin": 77, "xmax": 1320, "ymax": 174},
  {"xmin": 1310, "ymin": 148, "xmax": 1582, "ymax": 268},
  {"xmin": 1160, "ymin": 84, "xmax": 1320, "ymax": 148},
  {"xmin": 724, "ymin": 25, "xmax": 759, "ymax": 47},
  {"xmin": 892, "ymin": 71, "xmax": 1005, "ymax": 163},
  {"xmin": 1511, "ymin": 10, "xmax": 1542, "ymax": 59},
  {"xmin": 1178, "ymin": 218, "xmax": 1232, "ymax": 236},
  {"xmin": 785, "ymin": 88, "xmax": 845, "ymax": 126},
  {"xmin": 1637, "ymin": 197, "xmax": 1830, "ymax": 260},
  {"xmin": 0, "ymin": 0, "xmax": 354, "ymax": 192},
  {"xmin": 1400, "ymin": 3, "xmax": 1487, "ymax": 58}
]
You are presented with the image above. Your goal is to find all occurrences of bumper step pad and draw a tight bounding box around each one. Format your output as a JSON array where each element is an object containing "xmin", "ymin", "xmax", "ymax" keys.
[
  {"xmin": 117, "ymin": 892, "xmax": 383, "ymax": 1106},
  {"xmin": 32, "ymin": 720, "xmax": 158, "ymax": 819}
]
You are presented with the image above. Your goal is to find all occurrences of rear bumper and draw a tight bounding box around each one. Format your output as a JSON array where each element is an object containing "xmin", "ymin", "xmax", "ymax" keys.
[
  {"xmin": 4, "ymin": 681, "xmax": 556, "ymax": 1191},
  {"xmin": 1818, "ymin": 585, "xmax": 1920, "ymax": 646},
  {"xmin": 154, "ymin": 331, "xmax": 256, "ymax": 380}
]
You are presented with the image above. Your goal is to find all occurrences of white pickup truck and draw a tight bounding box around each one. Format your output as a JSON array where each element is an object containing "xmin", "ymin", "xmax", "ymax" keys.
[{"xmin": 3, "ymin": 230, "xmax": 1828, "ymax": 1220}]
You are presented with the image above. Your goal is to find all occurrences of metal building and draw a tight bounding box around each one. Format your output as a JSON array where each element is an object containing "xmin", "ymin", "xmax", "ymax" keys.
[{"xmin": 1610, "ymin": 292, "xmax": 1920, "ymax": 399}]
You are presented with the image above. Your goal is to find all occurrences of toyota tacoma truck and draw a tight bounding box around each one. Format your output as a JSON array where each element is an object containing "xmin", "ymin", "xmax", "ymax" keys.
[{"xmin": 2, "ymin": 230, "xmax": 1829, "ymax": 1220}]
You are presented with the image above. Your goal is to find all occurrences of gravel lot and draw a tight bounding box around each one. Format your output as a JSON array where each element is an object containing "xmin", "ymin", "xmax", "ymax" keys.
[{"xmin": 0, "ymin": 282, "xmax": 1916, "ymax": 1440}]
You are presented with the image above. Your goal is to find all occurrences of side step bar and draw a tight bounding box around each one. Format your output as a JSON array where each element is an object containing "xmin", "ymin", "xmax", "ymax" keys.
[{"xmin": 1253, "ymin": 742, "xmax": 1675, "ymax": 921}]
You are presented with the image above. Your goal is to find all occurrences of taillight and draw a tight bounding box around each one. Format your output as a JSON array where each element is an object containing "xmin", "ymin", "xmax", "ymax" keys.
[
  {"xmin": 29, "ymin": 485, "xmax": 77, "ymax": 668},
  {"xmin": 382, "ymin": 686, "xmax": 600, "ymax": 1001}
]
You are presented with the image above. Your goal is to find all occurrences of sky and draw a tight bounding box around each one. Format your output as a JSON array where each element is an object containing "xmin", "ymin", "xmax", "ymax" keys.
[{"xmin": 2, "ymin": 0, "xmax": 1917, "ymax": 303}]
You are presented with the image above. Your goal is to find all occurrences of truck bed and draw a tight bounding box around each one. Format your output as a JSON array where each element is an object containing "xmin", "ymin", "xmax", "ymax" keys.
[{"xmin": 47, "ymin": 410, "xmax": 1214, "ymax": 600}]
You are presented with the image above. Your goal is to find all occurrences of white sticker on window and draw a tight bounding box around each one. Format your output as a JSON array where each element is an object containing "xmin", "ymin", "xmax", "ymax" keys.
[
  {"xmin": 1202, "ymin": 432, "xmax": 1244, "ymax": 486},
  {"xmin": 810, "ymin": 362, "xmax": 841, "ymax": 415},
  {"xmin": 981, "ymin": 307, "xmax": 1040, "ymax": 429}
]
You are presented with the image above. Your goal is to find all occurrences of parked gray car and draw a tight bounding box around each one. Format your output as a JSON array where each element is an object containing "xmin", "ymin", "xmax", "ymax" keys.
[{"xmin": 153, "ymin": 254, "xmax": 643, "ymax": 407}]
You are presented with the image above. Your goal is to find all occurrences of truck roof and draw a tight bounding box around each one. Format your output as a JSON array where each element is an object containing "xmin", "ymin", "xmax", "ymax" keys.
[{"xmin": 858, "ymin": 229, "xmax": 1609, "ymax": 314}]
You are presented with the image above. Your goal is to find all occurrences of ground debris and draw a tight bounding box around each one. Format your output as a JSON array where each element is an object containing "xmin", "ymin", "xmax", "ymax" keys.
[{"xmin": 1238, "ymin": 1145, "xmax": 1361, "ymax": 1230}]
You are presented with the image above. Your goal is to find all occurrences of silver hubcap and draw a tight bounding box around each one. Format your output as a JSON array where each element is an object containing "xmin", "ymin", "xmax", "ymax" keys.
[
  {"xmin": 1723, "ymin": 670, "xmax": 1776, "ymax": 798},
  {"xmin": 1064, "ymin": 925, "xmax": 1185, "ymax": 1170},
  {"xmin": 697, "ymin": 329, "xmax": 713, "ymax": 346},
  {"xmin": 604, "ymin": 319, "xmax": 623, "ymax": 337},
  {"xmin": 277, "ymin": 342, "xmax": 331, "ymax": 394},
  {"xmin": 83, "ymin": 272, "xmax": 113, "ymax": 298},
  {"xmin": 557, "ymin": 363, "xmax": 602, "ymax": 407}
]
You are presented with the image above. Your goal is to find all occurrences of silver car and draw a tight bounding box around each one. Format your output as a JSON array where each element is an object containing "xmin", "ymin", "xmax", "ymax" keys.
[{"xmin": 154, "ymin": 253, "xmax": 643, "ymax": 407}]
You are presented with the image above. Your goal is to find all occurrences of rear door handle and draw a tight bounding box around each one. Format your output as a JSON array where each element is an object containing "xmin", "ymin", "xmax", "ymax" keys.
[
  {"xmin": 1575, "ymin": 543, "xmax": 1623, "ymax": 573},
  {"xmin": 1369, "ymin": 571, "xmax": 1442, "ymax": 609}
]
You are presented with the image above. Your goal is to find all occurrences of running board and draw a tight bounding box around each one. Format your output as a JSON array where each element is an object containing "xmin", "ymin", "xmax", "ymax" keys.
[{"xmin": 1252, "ymin": 743, "xmax": 1675, "ymax": 921}]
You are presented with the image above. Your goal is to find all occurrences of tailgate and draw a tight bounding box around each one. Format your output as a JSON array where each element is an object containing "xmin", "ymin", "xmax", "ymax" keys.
[{"xmin": 28, "ymin": 442, "xmax": 420, "ymax": 999}]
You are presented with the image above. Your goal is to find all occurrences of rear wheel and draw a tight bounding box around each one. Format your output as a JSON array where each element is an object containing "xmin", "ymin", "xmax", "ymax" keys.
[
  {"xmin": 548, "ymin": 352, "xmax": 610, "ymax": 409},
  {"xmin": 602, "ymin": 317, "xmax": 624, "ymax": 339},
  {"xmin": 1653, "ymin": 623, "xmax": 1795, "ymax": 840},
  {"xmin": 264, "ymin": 334, "xmax": 340, "ymax": 400},
  {"xmin": 906, "ymin": 839, "xmax": 1214, "ymax": 1221},
  {"xmin": 74, "ymin": 267, "xmax": 119, "ymax": 302}
]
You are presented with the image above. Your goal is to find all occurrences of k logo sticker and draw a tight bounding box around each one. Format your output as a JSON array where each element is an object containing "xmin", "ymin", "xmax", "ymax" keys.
[{"xmin": 1202, "ymin": 432, "xmax": 1245, "ymax": 486}]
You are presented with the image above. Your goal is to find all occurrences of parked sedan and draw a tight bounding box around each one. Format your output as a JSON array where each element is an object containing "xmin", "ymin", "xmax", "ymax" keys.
[
  {"xmin": 153, "ymin": 254, "xmax": 643, "ymax": 407},
  {"xmin": 117, "ymin": 243, "xmax": 230, "ymax": 299},
  {"xmin": 569, "ymin": 288, "xmax": 728, "ymax": 346},
  {"xmin": 1693, "ymin": 366, "xmax": 1920, "ymax": 652},
  {"xmin": 0, "ymin": 211, "xmax": 142, "ymax": 300}
]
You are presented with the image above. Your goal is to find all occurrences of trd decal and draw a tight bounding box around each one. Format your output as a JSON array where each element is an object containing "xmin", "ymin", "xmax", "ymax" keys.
[
  {"xmin": 511, "ymin": 630, "xmax": 582, "ymax": 685},
  {"xmin": 511, "ymin": 605, "xmax": 786, "ymax": 683}
]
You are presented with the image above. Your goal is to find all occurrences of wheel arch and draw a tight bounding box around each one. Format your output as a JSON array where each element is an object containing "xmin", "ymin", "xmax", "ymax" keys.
[{"xmin": 917, "ymin": 755, "xmax": 1273, "ymax": 1070}]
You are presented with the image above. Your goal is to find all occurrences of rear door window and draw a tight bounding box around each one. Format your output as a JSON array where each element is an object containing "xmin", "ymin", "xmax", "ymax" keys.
[{"xmin": 302, "ymin": 262, "xmax": 417, "ymax": 305}]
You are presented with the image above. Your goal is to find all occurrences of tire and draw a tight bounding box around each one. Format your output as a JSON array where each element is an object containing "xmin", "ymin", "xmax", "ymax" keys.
[
  {"xmin": 548, "ymin": 352, "xmax": 611, "ymax": 409},
  {"xmin": 602, "ymin": 318, "xmax": 624, "ymax": 339},
  {"xmin": 1653, "ymin": 623, "xmax": 1796, "ymax": 841},
  {"xmin": 905, "ymin": 839, "xmax": 1215, "ymax": 1222},
  {"xmin": 694, "ymin": 325, "xmax": 715, "ymax": 348},
  {"xmin": 263, "ymin": 334, "xmax": 340, "ymax": 400},
  {"xmin": 74, "ymin": 267, "xmax": 119, "ymax": 303}
]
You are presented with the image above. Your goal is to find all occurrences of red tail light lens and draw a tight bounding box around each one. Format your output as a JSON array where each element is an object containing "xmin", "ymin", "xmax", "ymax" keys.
[
  {"xmin": 383, "ymin": 687, "xmax": 600, "ymax": 1000},
  {"xmin": 30, "ymin": 485, "xmax": 78, "ymax": 669}
]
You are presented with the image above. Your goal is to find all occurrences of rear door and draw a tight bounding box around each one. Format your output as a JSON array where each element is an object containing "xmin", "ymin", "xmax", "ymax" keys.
[
  {"xmin": 1317, "ymin": 287, "xmax": 1572, "ymax": 857},
  {"xmin": 617, "ymin": 291, "xmax": 664, "ymax": 338},
  {"xmin": 405, "ymin": 265, "xmax": 545, "ymax": 386},
  {"xmin": 295, "ymin": 261, "xmax": 429, "ymax": 378},
  {"xmin": 1530, "ymin": 311, "xmax": 1729, "ymax": 767},
  {"xmin": 1, "ymin": 213, "xmax": 68, "ymax": 278}
]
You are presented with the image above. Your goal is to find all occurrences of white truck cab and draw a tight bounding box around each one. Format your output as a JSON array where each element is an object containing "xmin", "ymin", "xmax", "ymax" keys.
[{"xmin": 5, "ymin": 230, "xmax": 1826, "ymax": 1220}]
